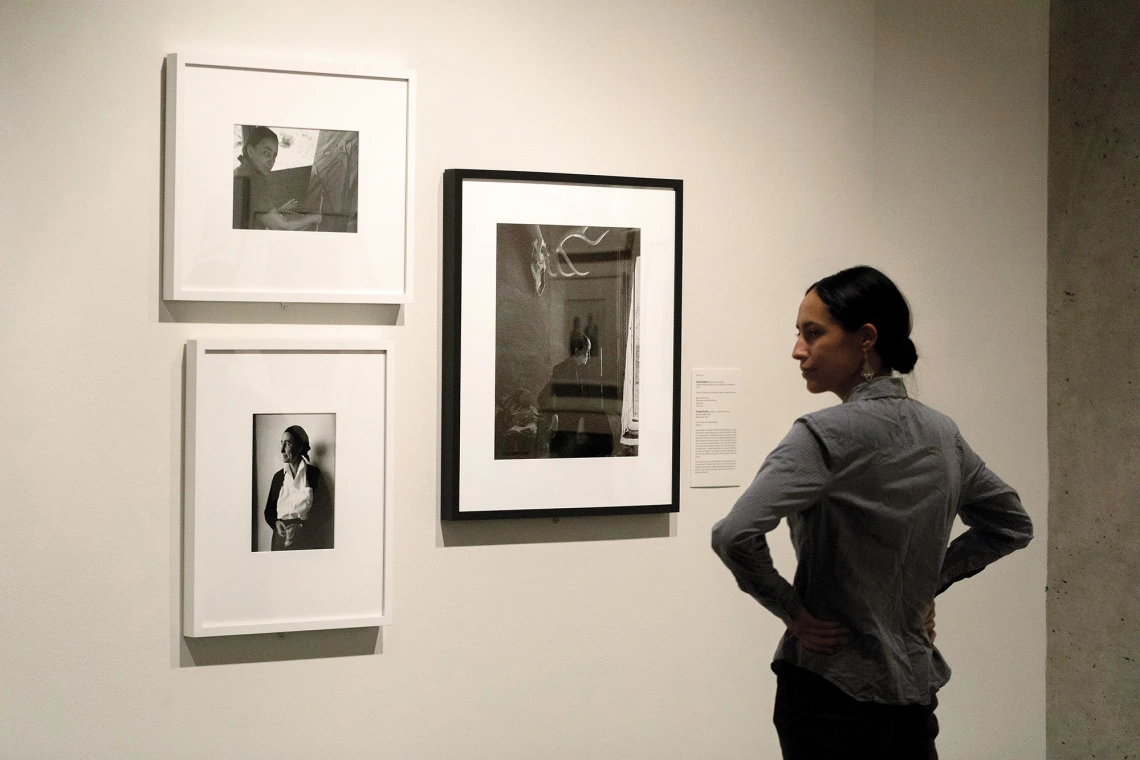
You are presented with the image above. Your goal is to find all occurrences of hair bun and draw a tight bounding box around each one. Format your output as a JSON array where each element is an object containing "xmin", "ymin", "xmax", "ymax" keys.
[
  {"xmin": 890, "ymin": 337, "xmax": 918, "ymax": 374},
  {"xmin": 807, "ymin": 266, "xmax": 918, "ymax": 374}
]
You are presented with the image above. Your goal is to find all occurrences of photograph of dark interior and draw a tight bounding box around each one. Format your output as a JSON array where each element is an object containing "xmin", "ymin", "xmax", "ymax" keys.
[
  {"xmin": 252, "ymin": 413, "xmax": 336, "ymax": 552},
  {"xmin": 495, "ymin": 223, "xmax": 641, "ymax": 460},
  {"xmin": 232, "ymin": 125, "xmax": 358, "ymax": 233}
]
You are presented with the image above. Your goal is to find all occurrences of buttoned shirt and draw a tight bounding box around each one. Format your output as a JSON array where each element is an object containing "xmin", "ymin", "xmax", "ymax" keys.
[
  {"xmin": 711, "ymin": 376, "xmax": 1033, "ymax": 704},
  {"xmin": 276, "ymin": 459, "xmax": 314, "ymax": 521}
]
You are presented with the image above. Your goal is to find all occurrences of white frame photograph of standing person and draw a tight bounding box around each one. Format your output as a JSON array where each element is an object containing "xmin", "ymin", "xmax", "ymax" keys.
[
  {"xmin": 163, "ymin": 53, "xmax": 415, "ymax": 303},
  {"xmin": 183, "ymin": 339, "xmax": 394, "ymax": 637},
  {"xmin": 441, "ymin": 169, "xmax": 682, "ymax": 520}
]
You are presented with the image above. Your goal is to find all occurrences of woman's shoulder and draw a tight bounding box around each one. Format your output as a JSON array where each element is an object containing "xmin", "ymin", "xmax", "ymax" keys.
[
  {"xmin": 795, "ymin": 405, "xmax": 856, "ymax": 452},
  {"xmin": 798, "ymin": 395, "xmax": 961, "ymax": 452},
  {"xmin": 797, "ymin": 401, "xmax": 861, "ymax": 433},
  {"xmin": 902, "ymin": 396, "xmax": 960, "ymax": 431}
]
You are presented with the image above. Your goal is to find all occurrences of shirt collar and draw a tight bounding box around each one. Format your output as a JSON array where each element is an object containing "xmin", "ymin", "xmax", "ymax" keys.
[
  {"xmin": 845, "ymin": 375, "xmax": 908, "ymax": 403},
  {"xmin": 285, "ymin": 459, "xmax": 308, "ymax": 487}
]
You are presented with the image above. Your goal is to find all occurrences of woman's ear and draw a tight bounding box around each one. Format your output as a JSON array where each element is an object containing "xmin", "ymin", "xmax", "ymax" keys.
[{"xmin": 859, "ymin": 323, "xmax": 879, "ymax": 351}]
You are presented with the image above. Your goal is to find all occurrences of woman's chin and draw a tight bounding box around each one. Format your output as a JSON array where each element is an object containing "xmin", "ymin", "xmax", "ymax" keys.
[{"xmin": 803, "ymin": 378, "xmax": 828, "ymax": 395}]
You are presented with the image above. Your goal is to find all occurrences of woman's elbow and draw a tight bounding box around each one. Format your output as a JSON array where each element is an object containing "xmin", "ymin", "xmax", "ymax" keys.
[
  {"xmin": 710, "ymin": 519, "xmax": 738, "ymax": 558},
  {"xmin": 1012, "ymin": 517, "xmax": 1034, "ymax": 550},
  {"xmin": 258, "ymin": 212, "xmax": 287, "ymax": 230}
]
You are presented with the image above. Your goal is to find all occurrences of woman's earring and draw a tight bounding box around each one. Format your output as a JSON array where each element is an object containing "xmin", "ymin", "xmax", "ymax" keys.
[{"xmin": 861, "ymin": 352, "xmax": 875, "ymax": 382}]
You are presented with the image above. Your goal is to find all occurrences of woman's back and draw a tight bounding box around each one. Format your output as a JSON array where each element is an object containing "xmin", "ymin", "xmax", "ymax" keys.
[
  {"xmin": 713, "ymin": 375, "xmax": 1032, "ymax": 703},
  {"xmin": 782, "ymin": 377, "xmax": 964, "ymax": 703}
]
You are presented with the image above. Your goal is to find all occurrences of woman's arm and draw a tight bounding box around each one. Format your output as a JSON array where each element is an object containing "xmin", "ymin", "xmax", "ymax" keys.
[
  {"xmin": 264, "ymin": 471, "xmax": 283, "ymax": 528},
  {"xmin": 711, "ymin": 421, "xmax": 831, "ymax": 623},
  {"xmin": 937, "ymin": 434, "xmax": 1034, "ymax": 593},
  {"xmin": 258, "ymin": 210, "xmax": 323, "ymax": 231},
  {"xmin": 307, "ymin": 467, "xmax": 334, "ymax": 549},
  {"xmin": 255, "ymin": 198, "xmax": 322, "ymax": 231}
]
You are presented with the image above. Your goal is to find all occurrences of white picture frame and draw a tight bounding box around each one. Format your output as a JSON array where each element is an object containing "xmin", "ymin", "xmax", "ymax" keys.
[
  {"xmin": 163, "ymin": 52, "xmax": 415, "ymax": 303},
  {"xmin": 183, "ymin": 338, "xmax": 394, "ymax": 636}
]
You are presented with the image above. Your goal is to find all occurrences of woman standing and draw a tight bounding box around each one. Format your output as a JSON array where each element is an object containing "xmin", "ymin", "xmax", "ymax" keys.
[
  {"xmin": 264, "ymin": 425, "xmax": 332, "ymax": 551},
  {"xmin": 711, "ymin": 266, "xmax": 1032, "ymax": 759}
]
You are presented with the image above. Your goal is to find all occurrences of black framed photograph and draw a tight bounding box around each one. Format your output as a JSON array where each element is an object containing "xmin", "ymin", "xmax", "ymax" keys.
[{"xmin": 442, "ymin": 169, "xmax": 682, "ymax": 520}]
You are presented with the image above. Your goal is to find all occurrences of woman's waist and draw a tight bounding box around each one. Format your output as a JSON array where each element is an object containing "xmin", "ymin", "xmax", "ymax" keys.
[
  {"xmin": 771, "ymin": 653, "xmax": 947, "ymax": 705},
  {"xmin": 796, "ymin": 594, "xmax": 935, "ymax": 640}
]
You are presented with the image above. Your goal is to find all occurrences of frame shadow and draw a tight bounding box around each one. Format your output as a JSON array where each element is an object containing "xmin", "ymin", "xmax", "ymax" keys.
[
  {"xmin": 439, "ymin": 511, "xmax": 675, "ymax": 547},
  {"xmin": 180, "ymin": 627, "xmax": 382, "ymax": 667}
]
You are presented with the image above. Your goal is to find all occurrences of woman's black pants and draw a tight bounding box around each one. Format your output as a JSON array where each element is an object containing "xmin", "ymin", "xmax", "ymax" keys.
[{"xmin": 773, "ymin": 663, "xmax": 939, "ymax": 760}]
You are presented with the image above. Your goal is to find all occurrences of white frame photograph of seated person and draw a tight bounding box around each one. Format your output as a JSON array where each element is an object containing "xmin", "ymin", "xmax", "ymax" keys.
[{"xmin": 163, "ymin": 53, "xmax": 415, "ymax": 303}]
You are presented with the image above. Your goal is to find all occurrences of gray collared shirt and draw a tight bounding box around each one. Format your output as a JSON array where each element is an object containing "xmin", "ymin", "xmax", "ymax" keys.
[{"xmin": 711, "ymin": 376, "xmax": 1033, "ymax": 704}]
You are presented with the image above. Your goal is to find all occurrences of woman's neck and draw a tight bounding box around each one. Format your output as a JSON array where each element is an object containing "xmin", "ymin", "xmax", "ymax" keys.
[{"xmin": 837, "ymin": 371, "xmax": 889, "ymax": 402}]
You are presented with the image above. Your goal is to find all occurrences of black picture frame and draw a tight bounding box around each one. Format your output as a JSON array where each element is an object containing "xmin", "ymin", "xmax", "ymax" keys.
[{"xmin": 442, "ymin": 169, "xmax": 682, "ymax": 520}]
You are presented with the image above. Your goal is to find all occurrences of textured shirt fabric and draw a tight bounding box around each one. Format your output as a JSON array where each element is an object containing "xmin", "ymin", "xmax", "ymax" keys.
[{"xmin": 711, "ymin": 376, "xmax": 1033, "ymax": 705}]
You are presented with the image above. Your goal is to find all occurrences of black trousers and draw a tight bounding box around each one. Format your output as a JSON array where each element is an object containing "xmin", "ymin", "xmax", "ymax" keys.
[{"xmin": 772, "ymin": 663, "xmax": 938, "ymax": 760}]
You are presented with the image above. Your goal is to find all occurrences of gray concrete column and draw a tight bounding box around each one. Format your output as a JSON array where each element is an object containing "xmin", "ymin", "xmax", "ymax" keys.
[{"xmin": 1048, "ymin": 2, "xmax": 1140, "ymax": 757}]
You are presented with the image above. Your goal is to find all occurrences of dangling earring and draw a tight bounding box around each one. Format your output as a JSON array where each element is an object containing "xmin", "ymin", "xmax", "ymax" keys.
[{"xmin": 860, "ymin": 351, "xmax": 875, "ymax": 382}]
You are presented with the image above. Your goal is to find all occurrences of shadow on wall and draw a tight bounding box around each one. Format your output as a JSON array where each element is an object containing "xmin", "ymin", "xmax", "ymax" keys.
[
  {"xmin": 180, "ymin": 627, "xmax": 381, "ymax": 667},
  {"xmin": 440, "ymin": 511, "xmax": 673, "ymax": 547}
]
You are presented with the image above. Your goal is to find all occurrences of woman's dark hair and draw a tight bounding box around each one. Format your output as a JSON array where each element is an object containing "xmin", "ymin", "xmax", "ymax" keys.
[
  {"xmin": 283, "ymin": 425, "xmax": 311, "ymax": 460},
  {"xmin": 807, "ymin": 266, "xmax": 918, "ymax": 374},
  {"xmin": 243, "ymin": 126, "xmax": 278, "ymax": 154}
]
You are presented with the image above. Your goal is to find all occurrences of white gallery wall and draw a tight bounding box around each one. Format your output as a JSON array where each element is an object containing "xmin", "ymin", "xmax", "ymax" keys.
[{"xmin": 0, "ymin": 2, "xmax": 1047, "ymax": 758}]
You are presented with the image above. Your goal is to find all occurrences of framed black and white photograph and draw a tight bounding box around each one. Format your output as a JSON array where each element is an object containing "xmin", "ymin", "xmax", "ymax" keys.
[
  {"xmin": 252, "ymin": 413, "xmax": 336, "ymax": 553},
  {"xmin": 164, "ymin": 53, "xmax": 415, "ymax": 303},
  {"xmin": 183, "ymin": 339, "xmax": 394, "ymax": 636},
  {"xmin": 442, "ymin": 169, "xmax": 682, "ymax": 520},
  {"xmin": 233, "ymin": 126, "xmax": 358, "ymax": 233}
]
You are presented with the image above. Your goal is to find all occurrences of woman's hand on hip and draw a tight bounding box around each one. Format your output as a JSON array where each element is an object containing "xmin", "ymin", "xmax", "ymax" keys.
[{"xmin": 786, "ymin": 608, "xmax": 850, "ymax": 655}]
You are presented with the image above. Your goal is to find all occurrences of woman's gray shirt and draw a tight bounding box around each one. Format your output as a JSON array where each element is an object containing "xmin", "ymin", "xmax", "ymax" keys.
[{"xmin": 711, "ymin": 376, "xmax": 1033, "ymax": 705}]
